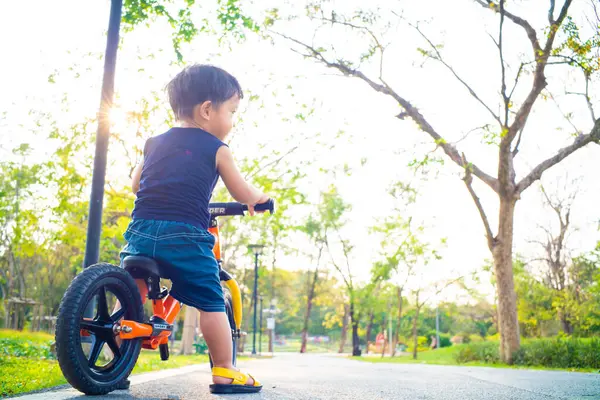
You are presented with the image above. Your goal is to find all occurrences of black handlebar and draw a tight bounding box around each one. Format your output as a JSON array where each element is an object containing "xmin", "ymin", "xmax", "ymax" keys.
[{"xmin": 208, "ymin": 199, "xmax": 275, "ymax": 217}]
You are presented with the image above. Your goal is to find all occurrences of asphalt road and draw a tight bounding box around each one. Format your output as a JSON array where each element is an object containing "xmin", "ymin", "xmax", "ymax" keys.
[{"xmin": 14, "ymin": 353, "xmax": 600, "ymax": 399}]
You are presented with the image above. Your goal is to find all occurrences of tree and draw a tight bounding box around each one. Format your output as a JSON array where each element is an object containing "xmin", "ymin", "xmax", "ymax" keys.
[
  {"xmin": 276, "ymin": 0, "xmax": 600, "ymax": 362},
  {"xmin": 535, "ymin": 181, "xmax": 578, "ymax": 334},
  {"xmin": 318, "ymin": 186, "xmax": 361, "ymax": 356},
  {"xmin": 299, "ymin": 213, "xmax": 326, "ymax": 353},
  {"xmin": 122, "ymin": 0, "xmax": 259, "ymax": 61},
  {"xmin": 0, "ymin": 145, "xmax": 45, "ymax": 328}
]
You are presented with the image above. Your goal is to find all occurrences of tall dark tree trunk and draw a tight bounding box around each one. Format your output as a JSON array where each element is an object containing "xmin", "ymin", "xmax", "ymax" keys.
[
  {"xmin": 300, "ymin": 265, "xmax": 319, "ymax": 353},
  {"xmin": 5, "ymin": 250, "xmax": 16, "ymax": 326},
  {"xmin": 365, "ymin": 311, "xmax": 374, "ymax": 354},
  {"xmin": 392, "ymin": 286, "xmax": 403, "ymax": 357},
  {"xmin": 492, "ymin": 197, "xmax": 520, "ymax": 364},
  {"xmin": 268, "ymin": 242, "xmax": 278, "ymax": 354},
  {"xmin": 380, "ymin": 313, "xmax": 387, "ymax": 358},
  {"xmin": 412, "ymin": 291, "xmax": 421, "ymax": 360},
  {"xmin": 338, "ymin": 303, "xmax": 349, "ymax": 353},
  {"xmin": 350, "ymin": 302, "xmax": 361, "ymax": 356},
  {"xmin": 560, "ymin": 313, "xmax": 573, "ymax": 335}
]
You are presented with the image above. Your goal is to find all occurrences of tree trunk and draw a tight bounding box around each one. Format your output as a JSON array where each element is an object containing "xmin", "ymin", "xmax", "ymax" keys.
[
  {"xmin": 492, "ymin": 197, "xmax": 520, "ymax": 364},
  {"xmin": 179, "ymin": 306, "xmax": 198, "ymax": 355},
  {"xmin": 239, "ymin": 273, "xmax": 254, "ymax": 353},
  {"xmin": 560, "ymin": 312, "xmax": 573, "ymax": 335},
  {"xmin": 412, "ymin": 307, "xmax": 420, "ymax": 360},
  {"xmin": 380, "ymin": 314, "xmax": 387, "ymax": 358},
  {"xmin": 392, "ymin": 286, "xmax": 403, "ymax": 357},
  {"xmin": 365, "ymin": 311, "xmax": 374, "ymax": 354},
  {"xmin": 350, "ymin": 302, "xmax": 361, "ymax": 356},
  {"xmin": 412, "ymin": 292, "xmax": 421, "ymax": 360},
  {"xmin": 300, "ymin": 266, "xmax": 319, "ymax": 353},
  {"xmin": 338, "ymin": 303, "xmax": 349, "ymax": 353}
]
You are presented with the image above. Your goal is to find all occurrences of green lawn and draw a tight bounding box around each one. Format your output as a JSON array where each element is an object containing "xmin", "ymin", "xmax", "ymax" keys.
[
  {"xmin": 354, "ymin": 345, "xmax": 598, "ymax": 373},
  {"xmin": 0, "ymin": 329, "xmax": 210, "ymax": 397}
]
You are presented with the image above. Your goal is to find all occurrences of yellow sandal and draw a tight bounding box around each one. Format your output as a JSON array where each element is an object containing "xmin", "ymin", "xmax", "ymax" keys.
[{"xmin": 209, "ymin": 367, "xmax": 263, "ymax": 394}]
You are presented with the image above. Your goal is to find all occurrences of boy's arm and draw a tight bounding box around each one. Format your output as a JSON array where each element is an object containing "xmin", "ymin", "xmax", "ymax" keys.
[
  {"xmin": 216, "ymin": 146, "xmax": 268, "ymax": 207},
  {"xmin": 132, "ymin": 158, "xmax": 144, "ymax": 194}
]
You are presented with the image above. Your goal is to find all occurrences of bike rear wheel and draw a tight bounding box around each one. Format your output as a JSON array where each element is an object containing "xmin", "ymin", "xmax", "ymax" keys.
[{"xmin": 55, "ymin": 263, "xmax": 144, "ymax": 395}]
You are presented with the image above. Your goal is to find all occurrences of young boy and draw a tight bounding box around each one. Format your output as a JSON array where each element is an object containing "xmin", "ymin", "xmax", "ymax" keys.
[{"xmin": 121, "ymin": 64, "xmax": 268, "ymax": 393}]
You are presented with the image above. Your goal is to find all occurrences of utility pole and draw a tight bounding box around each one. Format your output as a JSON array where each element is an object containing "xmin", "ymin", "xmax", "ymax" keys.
[
  {"xmin": 259, "ymin": 296, "xmax": 263, "ymax": 355},
  {"xmin": 248, "ymin": 245, "xmax": 264, "ymax": 356},
  {"xmin": 83, "ymin": 0, "xmax": 123, "ymax": 269}
]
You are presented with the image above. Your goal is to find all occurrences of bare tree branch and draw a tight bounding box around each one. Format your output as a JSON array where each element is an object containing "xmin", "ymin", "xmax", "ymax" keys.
[
  {"xmin": 462, "ymin": 153, "xmax": 495, "ymax": 250},
  {"xmin": 318, "ymin": 16, "xmax": 387, "ymax": 81},
  {"xmin": 549, "ymin": 0, "xmax": 556, "ymax": 24},
  {"xmin": 411, "ymin": 23, "xmax": 502, "ymax": 125},
  {"xmin": 499, "ymin": 0, "xmax": 510, "ymax": 126},
  {"xmin": 276, "ymin": 31, "xmax": 501, "ymax": 194},
  {"xmin": 476, "ymin": 0, "xmax": 573, "ymax": 144},
  {"xmin": 247, "ymin": 145, "xmax": 300, "ymax": 179},
  {"xmin": 584, "ymin": 74, "xmax": 597, "ymax": 123},
  {"xmin": 516, "ymin": 119, "xmax": 600, "ymax": 193},
  {"xmin": 325, "ymin": 236, "xmax": 352, "ymax": 291},
  {"xmin": 421, "ymin": 276, "xmax": 465, "ymax": 306},
  {"xmin": 551, "ymin": 58, "xmax": 597, "ymax": 124},
  {"xmin": 512, "ymin": 128, "xmax": 524, "ymax": 156},
  {"xmin": 508, "ymin": 62, "xmax": 528, "ymax": 101},
  {"xmin": 474, "ymin": 0, "xmax": 542, "ymax": 56},
  {"xmin": 548, "ymin": 90, "xmax": 582, "ymax": 134}
]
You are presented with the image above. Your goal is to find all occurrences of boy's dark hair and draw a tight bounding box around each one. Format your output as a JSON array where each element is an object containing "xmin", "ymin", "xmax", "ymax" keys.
[{"xmin": 167, "ymin": 64, "xmax": 243, "ymax": 120}]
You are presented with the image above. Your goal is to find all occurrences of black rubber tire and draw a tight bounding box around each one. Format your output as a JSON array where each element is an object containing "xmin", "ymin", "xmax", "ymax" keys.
[
  {"xmin": 55, "ymin": 263, "xmax": 144, "ymax": 395},
  {"xmin": 209, "ymin": 292, "xmax": 237, "ymax": 368},
  {"xmin": 159, "ymin": 343, "xmax": 169, "ymax": 361}
]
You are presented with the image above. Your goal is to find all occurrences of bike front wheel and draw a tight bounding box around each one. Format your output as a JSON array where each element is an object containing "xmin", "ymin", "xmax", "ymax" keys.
[{"xmin": 55, "ymin": 263, "xmax": 144, "ymax": 395}]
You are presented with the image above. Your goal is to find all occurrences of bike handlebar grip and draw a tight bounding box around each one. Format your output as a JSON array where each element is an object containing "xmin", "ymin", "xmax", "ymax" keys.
[{"xmin": 253, "ymin": 199, "xmax": 275, "ymax": 214}]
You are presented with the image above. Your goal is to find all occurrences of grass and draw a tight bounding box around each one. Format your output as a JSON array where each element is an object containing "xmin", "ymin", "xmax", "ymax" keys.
[
  {"xmin": 0, "ymin": 329, "xmax": 210, "ymax": 397},
  {"xmin": 354, "ymin": 344, "xmax": 599, "ymax": 373}
]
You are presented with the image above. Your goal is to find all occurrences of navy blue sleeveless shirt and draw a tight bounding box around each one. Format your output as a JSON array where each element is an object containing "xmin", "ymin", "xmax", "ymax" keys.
[{"xmin": 132, "ymin": 127, "xmax": 227, "ymax": 230}]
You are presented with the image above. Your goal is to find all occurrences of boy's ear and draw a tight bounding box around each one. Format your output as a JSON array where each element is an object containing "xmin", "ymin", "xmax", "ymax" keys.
[{"xmin": 195, "ymin": 101, "xmax": 212, "ymax": 120}]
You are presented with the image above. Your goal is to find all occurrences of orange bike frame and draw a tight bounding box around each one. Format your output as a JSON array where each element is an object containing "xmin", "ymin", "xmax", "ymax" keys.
[{"xmin": 119, "ymin": 219, "xmax": 243, "ymax": 346}]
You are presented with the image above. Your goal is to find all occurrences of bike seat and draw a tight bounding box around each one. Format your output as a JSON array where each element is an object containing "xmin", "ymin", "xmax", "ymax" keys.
[{"xmin": 123, "ymin": 256, "xmax": 161, "ymax": 279}]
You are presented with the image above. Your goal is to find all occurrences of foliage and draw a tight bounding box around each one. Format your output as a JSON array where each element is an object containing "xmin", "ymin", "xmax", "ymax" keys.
[
  {"xmin": 424, "ymin": 330, "xmax": 452, "ymax": 348},
  {"xmin": 513, "ymin": 337, "xmax": 600, "ymax": 369},
  {"xmin": 122, "ymin": 0, "xmax": 260, "ymax": 61},
  {"xmin": 455, "ymin": 341, "xmax": 501, "ymax": 364},
  {"xmin": 0, "ymin": 337, "xmax": 54, "ymax": 359},
  {"xmin": 455, "ymin": 337, "xmax": 600, "ymax": 370}
]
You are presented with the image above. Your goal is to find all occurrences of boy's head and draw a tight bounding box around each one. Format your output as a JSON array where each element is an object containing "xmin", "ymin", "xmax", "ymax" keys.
[{"xmin": 167, "ymin": 64, "xmax": 243, "ymax": 139}]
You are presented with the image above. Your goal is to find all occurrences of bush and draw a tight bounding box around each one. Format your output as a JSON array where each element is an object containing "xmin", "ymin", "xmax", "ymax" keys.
[
  {"xmin": 425, "ymin": 331, "xmax": 452, "ymax": 348},
  {"xmin": 0, "ymin": 337, "xmax": 55, "ymax": 359},
  {"xmin": 407, "ymin": 336, "xmax": 430, "ymax": 353},
  {"xmin": 486, "ymin": 333, "xmax": 500, "ymax": 342},
  {"xmin": 469, "ymin": 334, "xmax": 484, "ymax": 343},
  {"xmin": 454, "ymin": 337, "xmax": 600, "ymax": 369},
  {"xmin": 514, "ymin": 337, "xmax": 600, "ymax": 369},
  {"xmin": 454, "ymin": 341, "xmax": 500, "ymax": 364},
  {"xmin": 439, "ymin": 334, "xmax": 452, "ymax": 348}
]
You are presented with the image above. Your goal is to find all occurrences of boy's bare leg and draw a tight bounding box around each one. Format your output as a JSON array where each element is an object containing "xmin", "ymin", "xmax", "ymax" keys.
[{"xmin": 199, "ymin": 311, "xmax": 255, "ymax": 386}]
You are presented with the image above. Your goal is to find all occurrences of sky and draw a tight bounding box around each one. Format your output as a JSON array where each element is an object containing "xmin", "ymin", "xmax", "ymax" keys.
[{"xmin": 1, "ymin": 0, "xmax": 599, "ymax": 304}]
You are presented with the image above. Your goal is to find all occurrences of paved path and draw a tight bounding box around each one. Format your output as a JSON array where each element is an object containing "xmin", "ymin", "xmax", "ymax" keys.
[{"xmin": 14, "ymin": 353, "xmax": 600, "ymax": 399}]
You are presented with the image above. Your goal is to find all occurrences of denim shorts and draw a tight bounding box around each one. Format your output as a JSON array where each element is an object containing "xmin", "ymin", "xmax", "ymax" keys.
[{"xmin": 120, "ymin": 219, "xmax": 225, "ymax": 313}]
